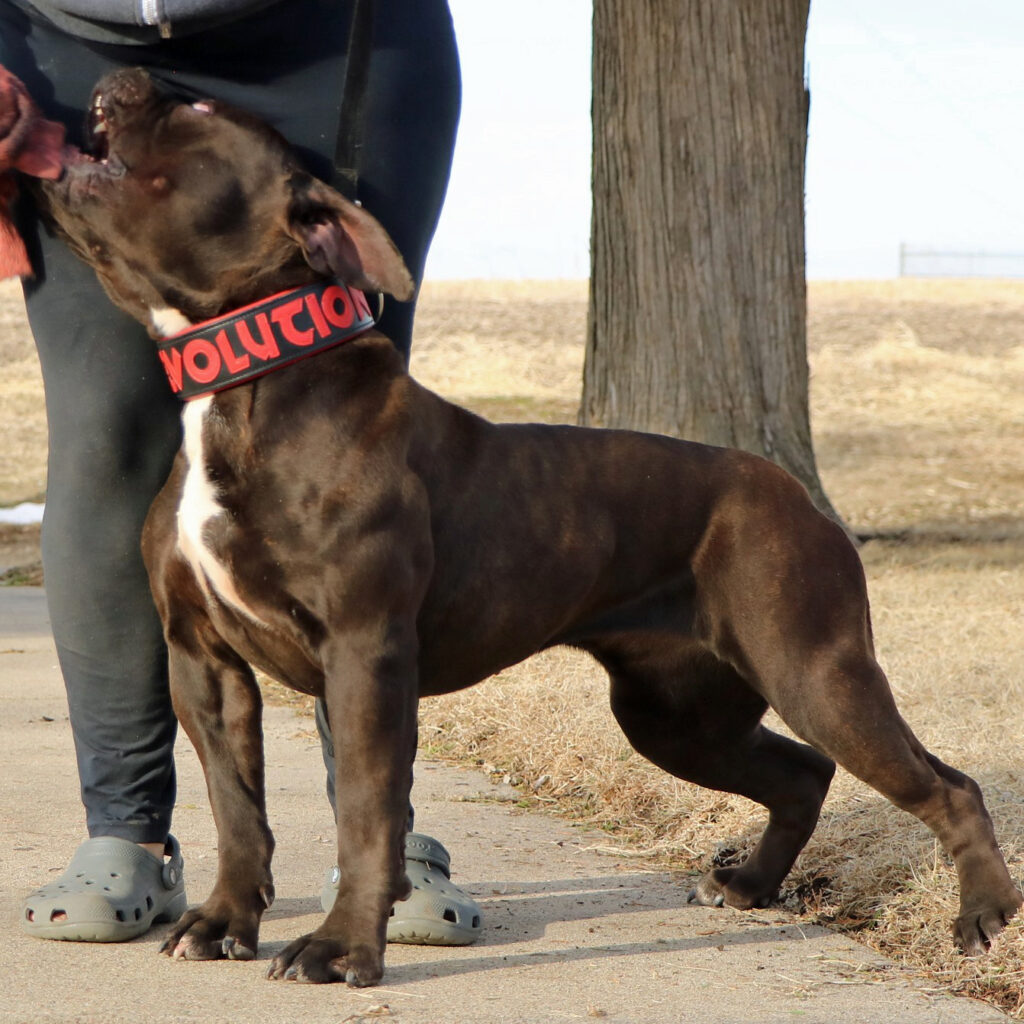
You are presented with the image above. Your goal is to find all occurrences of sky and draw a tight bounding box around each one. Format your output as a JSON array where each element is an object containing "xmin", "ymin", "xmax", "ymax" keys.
[{"xmin": 426, "ymin": 0, "xmax": 1024, "ymax": 280}]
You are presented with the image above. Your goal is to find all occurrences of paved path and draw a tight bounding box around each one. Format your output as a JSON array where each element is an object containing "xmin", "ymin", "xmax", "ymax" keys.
[{"xmin": 0, "ymin": 587, "xmax": 1008, "ymax": 1023}]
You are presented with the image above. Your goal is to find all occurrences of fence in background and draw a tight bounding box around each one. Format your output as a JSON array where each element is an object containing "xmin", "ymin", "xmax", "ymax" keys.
[{"xmin": 899, "ymin": 245, "xmax": 1024, "ymax": 278}]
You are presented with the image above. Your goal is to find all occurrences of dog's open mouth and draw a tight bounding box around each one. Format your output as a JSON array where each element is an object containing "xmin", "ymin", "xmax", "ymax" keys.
[
  {"xmin": 53, "ymin": 125, "xmax": 125, "ymax": 209},
  {"xmin": 61, "ymin": 91, "xmax": 123, "ymax": 178}
]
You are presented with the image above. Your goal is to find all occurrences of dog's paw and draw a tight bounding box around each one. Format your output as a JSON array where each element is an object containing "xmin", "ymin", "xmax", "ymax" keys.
[
  {"xmin": 159, "ymin": 904, "xmax": 258, "ymax": 962},
  {"xmin": 686, "ymin": 879, "xmax": 725, "ymax": 907},
  {"xmin": 267, "ymin": 933, "xmax": 381, "ymax": 986},
  {"xmin": 954, "ymin": 889, "xmax": 1023, "ymax": 956},
  {"xmin": 687, "ymin": 868, "xmax": 775, "ymax": 911}
]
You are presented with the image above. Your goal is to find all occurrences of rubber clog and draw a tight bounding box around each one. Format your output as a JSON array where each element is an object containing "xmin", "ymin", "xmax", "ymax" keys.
[
  {"xmin": 21, "ymin": 834, "xmax": 187, "ymax": 942},
  {"xmin": 321, "ymin": 832, "xmax": 482, "ymax": 946}
]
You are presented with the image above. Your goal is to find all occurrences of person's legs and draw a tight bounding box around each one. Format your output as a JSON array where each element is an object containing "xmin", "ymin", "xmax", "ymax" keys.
[
  {"xmin": 1, "ymin": 3, "xmax": 183, "ymax": 849},
  {"xmin": 29, "ymin": 236, "xmax": 184, "ymax": 843},
  {"xmin": 8, "ymin": 0, "xmax": 470, "ymax": 943},
  {"xmin": 2, "ymin": 3, "xmax": 189, "ymax": 939},
  {"xmin": 16, "ymin": 209, "xmax": 188, "ymax": 939}
]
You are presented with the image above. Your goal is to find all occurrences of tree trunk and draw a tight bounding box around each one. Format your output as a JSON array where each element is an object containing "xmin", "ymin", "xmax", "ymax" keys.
[{"xmin": 583, "ymin": 0, "xmax": 842, "ymax": 524}]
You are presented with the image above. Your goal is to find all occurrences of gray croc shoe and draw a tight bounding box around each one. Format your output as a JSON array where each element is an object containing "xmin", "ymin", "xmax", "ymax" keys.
[
  {"xmin": 320, "ymin": 832, "xmax": 482, "ymax": 946},
  {"xmin": 21, "ymin": 835, "xmax": 187, "ymax": 942}
]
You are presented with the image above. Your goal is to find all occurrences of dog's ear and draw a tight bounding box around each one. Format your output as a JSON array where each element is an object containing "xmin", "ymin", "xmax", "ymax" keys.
[{"xmin": 284, "ymin": 175, "xmax": 415, "ymax": 301}]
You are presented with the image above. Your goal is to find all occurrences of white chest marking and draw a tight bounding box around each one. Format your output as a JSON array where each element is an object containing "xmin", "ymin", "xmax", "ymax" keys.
[
  {"xmin": 150, "ymin": 306, "xmax": 194, "ymax": 336},
  {"xmin": 177, "ymin": 398, "xmax": 266, "ymax": 625}
]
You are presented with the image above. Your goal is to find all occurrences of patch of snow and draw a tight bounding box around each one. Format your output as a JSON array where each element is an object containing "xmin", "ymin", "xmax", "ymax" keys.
[{"xmin": 0, "ymin": 502, "xmax": 44, "ymax": 525}]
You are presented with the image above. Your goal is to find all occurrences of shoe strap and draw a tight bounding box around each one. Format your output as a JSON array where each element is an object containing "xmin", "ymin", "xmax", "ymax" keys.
[
  {"xmin": 404, "ymin": 832, "xmax": 451, "ymax": 878},
  {"xmin": 161, "ymin": 834, "xmax": 185, "ymax": 890}
]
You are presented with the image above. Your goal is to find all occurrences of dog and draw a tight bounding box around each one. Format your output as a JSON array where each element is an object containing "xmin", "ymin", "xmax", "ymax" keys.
[{"xmin": 34, "ymin": 68, "xmax": 1022, "ymax": 987}]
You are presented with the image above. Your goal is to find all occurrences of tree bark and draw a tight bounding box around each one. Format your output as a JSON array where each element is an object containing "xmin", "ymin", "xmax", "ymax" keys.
[{"xmin": 583, "ymin": 0, "xmax": 842, "ymax": 524}]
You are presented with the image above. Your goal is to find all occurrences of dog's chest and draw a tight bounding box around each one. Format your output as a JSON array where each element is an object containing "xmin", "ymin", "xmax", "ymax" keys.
[{"xmin": 177, "ymin": 396, "xmax": 265, "ymax": 624}]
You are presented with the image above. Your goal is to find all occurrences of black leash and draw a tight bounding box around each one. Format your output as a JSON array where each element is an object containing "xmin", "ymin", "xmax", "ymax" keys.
[{"xmin": 332, "ymin": 0, "xmax": 374, "ymax": 202}]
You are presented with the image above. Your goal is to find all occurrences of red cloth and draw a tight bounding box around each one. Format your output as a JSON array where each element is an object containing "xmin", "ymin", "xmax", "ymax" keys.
[{"xmin": 0, "ymin": 65, "xmax": 68, "ymax": 278}]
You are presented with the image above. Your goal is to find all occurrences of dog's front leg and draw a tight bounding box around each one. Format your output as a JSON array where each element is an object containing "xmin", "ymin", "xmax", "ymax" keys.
[
  {"xmin": 269, "ymin": 626, "xmax": 418, "ymax": 987},
  {"xmin": 159, "ymin": 633, "xmax": 275, "ymax": 963}
]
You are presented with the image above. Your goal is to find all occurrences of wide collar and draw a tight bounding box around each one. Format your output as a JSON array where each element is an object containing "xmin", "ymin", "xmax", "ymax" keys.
[{"xmin": 156, "ymin": 280, "xmax": 376, "ymax": 401}]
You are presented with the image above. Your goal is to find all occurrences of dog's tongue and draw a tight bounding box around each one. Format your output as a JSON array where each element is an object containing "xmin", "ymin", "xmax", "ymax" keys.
[{"xmin": 0, "ymin": 64, "xmax": 72, "ymax": 278}]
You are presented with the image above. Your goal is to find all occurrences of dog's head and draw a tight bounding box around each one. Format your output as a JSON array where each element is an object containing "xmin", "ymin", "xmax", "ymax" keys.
[{"xmin": 36, "ymin": 68, "xmax": 413, "ymax": 333}]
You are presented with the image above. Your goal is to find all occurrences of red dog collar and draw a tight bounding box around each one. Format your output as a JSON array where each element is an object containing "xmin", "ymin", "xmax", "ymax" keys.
[{"xmin": 156, "ymin": 280, "xmax": 376, "ymax": 400}]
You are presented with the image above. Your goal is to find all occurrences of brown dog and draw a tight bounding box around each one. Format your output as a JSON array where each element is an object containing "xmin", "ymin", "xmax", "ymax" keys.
[{"xmin": 35, "ymin": 69, "xmax": 1021, "ymax": 987}]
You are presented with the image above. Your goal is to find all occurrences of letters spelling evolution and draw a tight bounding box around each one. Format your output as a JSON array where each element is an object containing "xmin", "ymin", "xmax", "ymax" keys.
[{"xmin": 158, "ymin": 282, "xmax": 375, "ymax": 399}]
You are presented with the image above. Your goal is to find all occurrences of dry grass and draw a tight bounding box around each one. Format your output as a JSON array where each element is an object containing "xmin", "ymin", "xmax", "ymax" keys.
[{"xmin": 2, "ymin": 275, "xmax": 1023, "ymax": 1014}]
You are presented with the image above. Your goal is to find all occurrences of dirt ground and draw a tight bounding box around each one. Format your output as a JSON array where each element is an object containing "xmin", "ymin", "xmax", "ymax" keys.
[{"xmin": 2, "ymin": 276, "xmax": 1023, "ymax": 1014}]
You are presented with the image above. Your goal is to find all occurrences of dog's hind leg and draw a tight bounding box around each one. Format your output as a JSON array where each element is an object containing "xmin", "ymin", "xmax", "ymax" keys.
[
  {"xmin": 605, "ymin": 652, "xmax": 835, "ymax": 911},
  {"xmin": 157, "ymin": 628, "xmax": 275, "ymax": 963},
  {"xmin": 691, "ymin": 462, "xmax": 1021, "ymax": 950},
  {"xmin": 769, "ymin": 650, "xmax": 1023, "ymax": 954}
]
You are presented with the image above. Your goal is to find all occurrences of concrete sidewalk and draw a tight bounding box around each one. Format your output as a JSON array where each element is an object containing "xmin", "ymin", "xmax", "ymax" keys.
[{"xmin": 0, "ymin": 587, "xmax": 1008, "ymax": 1023}]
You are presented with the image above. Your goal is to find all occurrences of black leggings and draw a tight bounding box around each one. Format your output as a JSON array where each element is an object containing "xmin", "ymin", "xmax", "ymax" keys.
[{"xmin": 0, "ymin": 0, "xmax": 459, "ymax": 843}]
